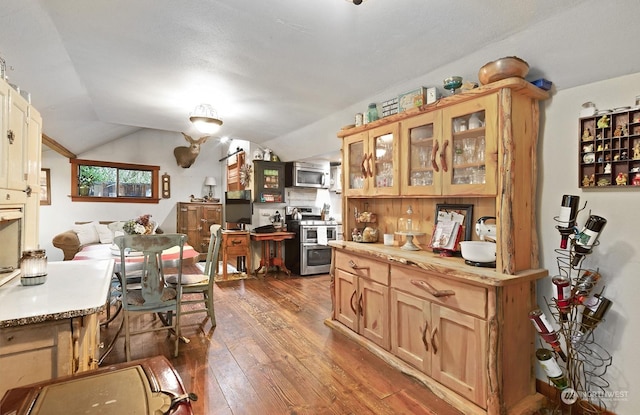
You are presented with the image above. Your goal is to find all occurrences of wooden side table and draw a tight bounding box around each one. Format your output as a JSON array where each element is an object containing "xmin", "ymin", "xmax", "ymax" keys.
[
  {"xmin": 250, "ymin": 231, "xmax": 295, "ymax": 278},
  {"xmin": 221, "ymin": 230, "xmax": 251, "ymax": 280}
]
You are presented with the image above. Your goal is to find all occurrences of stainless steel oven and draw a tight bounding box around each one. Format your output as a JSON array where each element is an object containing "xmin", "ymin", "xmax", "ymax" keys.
[{"xmin": 299, "ymin": 223, "xmax": 337, "ymax": 275}]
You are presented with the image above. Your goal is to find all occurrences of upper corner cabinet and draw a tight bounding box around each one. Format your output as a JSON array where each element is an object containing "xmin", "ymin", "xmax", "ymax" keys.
[
  {"xmin": 253, "ymin": 160, "xmax": 285, "ymax": 203},
  {"xmin": 343, "ymin": 123, "xmax": 400, "ymax": 197}
]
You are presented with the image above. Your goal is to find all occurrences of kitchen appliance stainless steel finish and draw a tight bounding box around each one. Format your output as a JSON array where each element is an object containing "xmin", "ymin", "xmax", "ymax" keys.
[
  {"xmin": 285, "ymin": 162, "xmax": 330, "ymax": 189},
  {"xmin": 284, "ymin": 206, "xmax": 337, "ymax": 275}
]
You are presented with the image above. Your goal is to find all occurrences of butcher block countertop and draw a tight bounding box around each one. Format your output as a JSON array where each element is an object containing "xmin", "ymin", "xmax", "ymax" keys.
[
  {"xmin": 0, "ymin": 259, "xmax": 114, "ymax": 328},
  {"xmin": 328, "ymin": 241, "xmax": 547, "ymax": 287}
]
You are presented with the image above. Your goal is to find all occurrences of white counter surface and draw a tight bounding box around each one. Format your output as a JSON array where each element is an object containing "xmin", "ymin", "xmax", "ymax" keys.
[{"xmin": 0, "ymin": 259, "xmax": 114, "ymax": 328}]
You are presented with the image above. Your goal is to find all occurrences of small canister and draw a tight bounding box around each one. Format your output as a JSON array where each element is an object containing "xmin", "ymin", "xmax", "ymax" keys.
[
  {"xmin": 355, "ymin": 113, "xmax": 363, "ymax": 127},
  {"xmin": 20, "ymin": 249, "xmax": 48, "ymax": 285}
]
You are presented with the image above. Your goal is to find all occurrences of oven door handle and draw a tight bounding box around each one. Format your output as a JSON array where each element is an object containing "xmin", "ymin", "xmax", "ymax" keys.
[{"xmin": 302, "ymin": 243, "xmax": 330, "ymax": 248}]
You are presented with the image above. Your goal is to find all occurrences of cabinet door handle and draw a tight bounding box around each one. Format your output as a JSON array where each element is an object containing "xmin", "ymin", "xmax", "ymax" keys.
[
  {"xmin": 350, "ymin": 291, "xmax": 357, "ymax": 314},
  {"xmin": 358, "ymin": 293, "xmax": 363, "ymax": 316},
  {"xmin": 367, "ymin": 153, "xmax": 374, "ymax": 178},
  {"xmin": 232, "ymin": 240, "xmax": 242, "ymax": 245},
  {"xmin": 431, "ymin": 140, "xmax": 440, "ymax": 172},
  {"xmin": 348, "ymin": 260, "xmax": 369, "ymax": 270},
  {"xmin": 410, "ymin": 279, "xmax": 455, "ymax": 298},
  {"xmin": 361, "ymin": 154, "xmax": 368, "ymax": 177},
  {"xmin": 7, "ymin": 130, "xmax": 14, "ymax": 144},
  {"xmin": 440, "ymin": 139, "xmax": 449, "ymax": 172},
  {"xmin": 431, "ymin": 326, "xmax": 438, "ymax": 354},
  {"xmin": 422, "ymin": 321, "xmax": 430, "ymax": 352}
]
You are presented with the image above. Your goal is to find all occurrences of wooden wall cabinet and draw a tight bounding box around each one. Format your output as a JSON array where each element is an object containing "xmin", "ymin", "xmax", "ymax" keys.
[
  {"xmin": 579, "ymin": 108, "xmax": 640, "ymax": 188},
  {"xmin": 253, "ymin": 160, "xmax": 285, "ymax": 203},
  {"xmin": 177, "ymin": 202, "xmax": 222, "ymax": 260}
]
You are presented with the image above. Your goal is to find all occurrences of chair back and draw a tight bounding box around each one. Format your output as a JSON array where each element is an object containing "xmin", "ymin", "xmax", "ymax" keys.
[
  {"xmin": 203, "ymin": 224, "xmax": 222, "ymax": 278},
  {"xmin": 114, "ymin": 233, "xmax": 186, "ymax": 307}
]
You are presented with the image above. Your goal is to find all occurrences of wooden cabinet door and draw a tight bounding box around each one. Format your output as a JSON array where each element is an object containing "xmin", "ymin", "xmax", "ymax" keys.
[
  {"xmin": 177, "ymin": 203, "xmax": 202, "ymax": 252},
  {"xmin": 391, "ymin": 289, "xmax": 431, "ymax": 374},
  {"xmin": 334, "ymin": 268, "xmax": 357, "ymax": 332},
  {"xmin": 431, "ymin": 304, "xmax": 488, "ymax": 408},
  {"xmin": 359, "ymin": 277, "xmax": 389, "ymax": 349},
  {"xmin": 199, "ymin": 204, "xmax": 222, "ymax": 251},
  {"xmin": 368, "ymin": 123, "xmax": 400, "ymax": 196},
  {"xmin": 441, "ymin": 94, "xmax": 498, "ymax": 196},
  {"xmin": 400, "ymin": 111, "xmax": 443, "ymax": 196},
  {"xmin": 342, "ymin": 132, "xmax": 369, "ymax": 196},
  {"xmin": 0, "ymin": 83, "xmax": 8, "ymax": 188},
  {"xmin": 7, "ymin": 89, "xmax": 28, "ymax": 191}
]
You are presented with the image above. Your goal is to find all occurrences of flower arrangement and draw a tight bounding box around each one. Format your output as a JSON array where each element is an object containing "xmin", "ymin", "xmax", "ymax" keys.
[{"xmin": 123, "ymin": 214, "xmax": 155, "ymax": 235}]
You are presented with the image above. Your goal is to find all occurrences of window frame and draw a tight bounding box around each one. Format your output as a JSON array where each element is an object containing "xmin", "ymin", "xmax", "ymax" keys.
[{"xmin": 70, "ymin": 158, "xmax": 161, "ymax": 203}]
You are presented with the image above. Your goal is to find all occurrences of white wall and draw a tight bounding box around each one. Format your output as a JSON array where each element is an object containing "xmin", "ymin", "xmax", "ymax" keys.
[
  {"xmin": 538, "ymin": 73, "xmax": 640, "ymax": 413},
  {"xmin": 40, "ymin": 129, "xmax": 229, "ymax": 261}
]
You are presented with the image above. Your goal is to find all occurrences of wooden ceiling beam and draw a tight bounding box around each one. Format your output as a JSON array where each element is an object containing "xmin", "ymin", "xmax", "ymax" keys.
[{"xmin": 42, "ymin": 133, "xmax": 76, "ymax": 159}]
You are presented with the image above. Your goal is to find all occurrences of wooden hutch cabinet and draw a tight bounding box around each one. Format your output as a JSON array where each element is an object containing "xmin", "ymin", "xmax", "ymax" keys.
[
  {"xmin": 253, "ymin": 160, "xmax": 285, "ymax": 203},
  {"xmin": 329, "ymin": 78, "xmax": 549, "ymax": 415},
  {"xmin": 177, "ymin": 202, "xmax": 222, "ymax": 260}
]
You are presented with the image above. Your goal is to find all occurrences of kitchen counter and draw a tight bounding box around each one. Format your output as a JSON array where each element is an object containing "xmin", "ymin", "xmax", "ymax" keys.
[
  {"xmin": 328, "ymin": 240, "xmax": 547, "ymax": 287},
  {"xmin": 0, "ymin": 259, "xmax": 114, "ymax": 328}
]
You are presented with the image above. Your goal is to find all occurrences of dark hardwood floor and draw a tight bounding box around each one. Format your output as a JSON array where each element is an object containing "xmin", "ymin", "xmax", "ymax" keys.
[{"xmin": 100, "ymin": 269, "xmax": 465, "ymax": 415}]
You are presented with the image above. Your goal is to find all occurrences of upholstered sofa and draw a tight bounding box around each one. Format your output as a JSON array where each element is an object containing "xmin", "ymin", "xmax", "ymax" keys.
[{"xmin": 52, "ymin": 220, "xmax": 160, "ymax": 260}]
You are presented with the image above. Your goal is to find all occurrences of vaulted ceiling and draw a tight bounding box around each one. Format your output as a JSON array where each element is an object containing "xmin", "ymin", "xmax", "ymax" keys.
[{"xmin": 2, "ymin": 0, "xmax": 640, "ymax": 156}]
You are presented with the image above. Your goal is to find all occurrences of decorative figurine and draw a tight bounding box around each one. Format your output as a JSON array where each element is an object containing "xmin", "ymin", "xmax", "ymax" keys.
[
  {"xmin": 614, "ymin": 154, "xmax": 620, "ymax": 161},
  {"xmin": 605, "ymin": 154, "xmax": 611, "ymax": 162},
  {"xmin": 634, "ymin": 142, "xmax": 640, "ymax": 160},
  {"xmin": 613, "ymin": 125, "xmax": 623, "ymax": 137},
  {"xmin": 616, "ymin": 172, "xmax": 628, "ymax": 185},
  {"xmin": 589, "ymin": 173, "xmax": 596, "ymax": 186},
  {"xmin": 597, "ymin": 155, "xmax": 604, "ymax": 162},
  {"xmin": 604, "ymin": 163, "xmax": 612, "ymax": 174},
  {"xmin": 582, "ymin": 128, "xmax": 594, "ymax": 141},
  {"xmin": 621, "ymin": 150, "xmax": 628, "ymax": 160},
  {"xmin": 597, "ymin": 144, "xmax": 604, "ymax": 151},
  {"xmin": 622, "ymin": 123, "xmax": 629, "ymax": 136},
  {"xmin": 597, "ymin": 115, "xmax": 610, "ymax": 128},
  {"xmin": 596, "ymin": 133, "xmax": 602, "ymax": 139},
  {"xmin": 582, "ymin": 175, "xmax": 591, "ymax": 187},
  {"xmin": 633, "ymin": 173, "xmax": 640, "ymax": 186},
  {"xmin": 605, "ymin": 143, "xmax": 609, "ymax": 150},
  {"xmin": 583, "ymin": 143, "xmax": 594, "ymax": 152},
  {"xmin": 597, "ymin": 178, "xmax": 611, "ymax": 186}
]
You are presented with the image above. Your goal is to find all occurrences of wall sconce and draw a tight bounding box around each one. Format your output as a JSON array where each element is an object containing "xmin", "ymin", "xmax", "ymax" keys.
[
  {"xmin": 204, "ymin": 176, "xmax": 217, "ymax": 200},
  {"xmin": 190, "ymin": 104, "xmax": 223, "ymax": 134}
]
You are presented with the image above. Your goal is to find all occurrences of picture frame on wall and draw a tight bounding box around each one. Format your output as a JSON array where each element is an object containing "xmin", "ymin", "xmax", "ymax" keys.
[
  {"xmin": 40, "ymin": 168, "xmax": 51, "ymax": 205},
  {"xmin": 431, "ymin": 203, "xmax": 473, "ymax": 255}
]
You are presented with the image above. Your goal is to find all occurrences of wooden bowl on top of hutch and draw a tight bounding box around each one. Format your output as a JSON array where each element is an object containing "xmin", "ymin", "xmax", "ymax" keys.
[{"xmin": 328, "ymin": 77, "xmax": 550, "ymax": 415}]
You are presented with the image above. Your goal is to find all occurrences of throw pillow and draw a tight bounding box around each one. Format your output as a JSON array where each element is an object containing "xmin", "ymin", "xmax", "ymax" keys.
[
  {"xmin": 95, "ymin": 223, "xmax": 113, "ymax": 244},
  {"xmin": 72, "ymin": 222, "xmax": 100, "ymax": 246}
]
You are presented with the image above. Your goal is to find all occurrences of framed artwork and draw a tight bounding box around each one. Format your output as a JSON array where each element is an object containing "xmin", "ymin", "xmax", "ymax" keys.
[
  {"xmin": 40, "ymin": 168, "xmax": 51, "ymax": 205},
  {"xmin": 432, "ymin": 204, "xmax": 473, "ymax": 254}
]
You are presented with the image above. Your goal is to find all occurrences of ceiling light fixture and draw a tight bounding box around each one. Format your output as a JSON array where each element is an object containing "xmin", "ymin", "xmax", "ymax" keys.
[
  {"xmin": 190, "ymin": 104, "xmax": 223, "ymax": 134},
  {"xmin": 348, "ymin": 0, "xmax": 365, "ymax": 5}
]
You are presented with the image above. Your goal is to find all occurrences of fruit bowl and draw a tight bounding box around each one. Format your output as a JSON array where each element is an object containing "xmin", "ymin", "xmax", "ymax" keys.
[{"xmin": 478, "ymin": 56, "xmax": 529, "ymax": 85}]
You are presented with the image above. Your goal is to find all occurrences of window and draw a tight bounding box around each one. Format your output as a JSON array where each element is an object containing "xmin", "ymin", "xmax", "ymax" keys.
[{"xmin": 70, "ymin": 159, "xmax": 160, "ymax": 203}]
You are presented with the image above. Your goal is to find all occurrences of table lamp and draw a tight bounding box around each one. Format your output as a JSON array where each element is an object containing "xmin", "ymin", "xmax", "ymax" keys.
[{"xmin": 204, "ymin": 176, "xmax": 217, "ymax": 199}]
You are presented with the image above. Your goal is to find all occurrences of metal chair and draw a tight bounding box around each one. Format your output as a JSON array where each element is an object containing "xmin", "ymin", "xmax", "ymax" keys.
[
  {"xmin": 167, "ymin": 224, "xmax": 222, "ymax": 326},
  {"xmin": 113, "ymin": 233, "xmax": 186, "ymax": 361}
]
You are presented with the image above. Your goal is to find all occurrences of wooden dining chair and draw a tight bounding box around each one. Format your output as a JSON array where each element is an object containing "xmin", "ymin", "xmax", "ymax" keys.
[
  {"xmin": 113, "ymin": 233, "xmax": 186, "ymax": 361},
  {"xmin": 167, "ymin": 224, "xmax": 222, "ymax": 327}
]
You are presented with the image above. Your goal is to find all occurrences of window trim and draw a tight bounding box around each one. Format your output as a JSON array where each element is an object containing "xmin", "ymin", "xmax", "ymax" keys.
[{"xmin": 70, "ymin": 158, "xmax": 161, "ymax": 203}]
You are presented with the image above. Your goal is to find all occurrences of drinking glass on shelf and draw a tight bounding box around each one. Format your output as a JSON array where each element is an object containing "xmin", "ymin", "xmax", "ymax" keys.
[{"xmin": 476, "ymin": 136, "xmax": 486, "ymax": 163}]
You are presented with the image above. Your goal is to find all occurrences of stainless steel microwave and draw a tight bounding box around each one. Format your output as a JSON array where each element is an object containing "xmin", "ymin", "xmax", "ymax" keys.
[{"xmin": 285, "ymin": 162, "xmax": 330, "ymax": 188}]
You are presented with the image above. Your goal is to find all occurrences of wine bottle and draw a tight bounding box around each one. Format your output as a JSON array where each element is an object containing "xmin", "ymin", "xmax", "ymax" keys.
[
  {"xmin": 571, "ymin": 215, "xmax": 607, "ymax": 267},
  {"xmin": 580, "ymin": 294, "xmax": 613, "ymax": 333},
  {"xmin": 552, "ymin": 276, "xmax": 572, "ymax": 321},
  {"xmin": 573, "ymin": 269, "xmax": 601, "ymax": 305},
  {"xmin": 557, "ymin": 195, "xmax": 580, "ymax": 249},
  {"xmin": 536, "ymin": 348, "xmax": 569, "ymax": 390},
  {"xmin": 528, "ymin": 309, "xmax": 567, "ymax": 361}
]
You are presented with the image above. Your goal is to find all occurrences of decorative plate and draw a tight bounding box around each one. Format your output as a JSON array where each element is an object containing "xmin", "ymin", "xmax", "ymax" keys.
[{"xmin": 583, "ymin": 152, "xmax": 595, "ymax": 164}]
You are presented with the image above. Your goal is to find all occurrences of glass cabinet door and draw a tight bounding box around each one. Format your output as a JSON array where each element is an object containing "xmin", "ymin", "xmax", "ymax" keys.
[
  {"xmin": 369, "ymin": 123, "xmax": 400, "ymax": 196},
  {"xmin": 253, "ymin": 160, "xmax": 285, "ymax": 202},
  {"xmin": 401, "ymin": 111, "xmax": 441, "ymax": 196},
  {"xmin": 343, "ymin": 132, "xmax": 368, "ymax": 196},
  {"xmin": 442, "ymin": 95, "xmax": 498, "ymax": 196}
]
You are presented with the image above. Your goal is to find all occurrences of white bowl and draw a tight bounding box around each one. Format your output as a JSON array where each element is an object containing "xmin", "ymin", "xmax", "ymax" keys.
[{"xmin": 460, "ymin": 241, "xmax": 496, "ymax": 263}]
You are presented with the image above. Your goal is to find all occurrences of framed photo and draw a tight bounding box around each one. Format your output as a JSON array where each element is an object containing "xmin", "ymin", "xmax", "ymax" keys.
[
  {"xmin": 40, "ymin": 168, "xmax": 51, "ymax": 205},
  {"xmin": 432, "ymin": 204, "xmax": 473, "ymax": 254}
]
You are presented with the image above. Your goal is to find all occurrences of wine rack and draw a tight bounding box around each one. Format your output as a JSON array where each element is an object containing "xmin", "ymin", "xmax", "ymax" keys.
[
  {"xmin": 579, "ymin": 107, "xmax": 640, "ymax": 188},
  {"xmin": 538, "ymin": 202, "xmax": 613, "ymax": 415}
]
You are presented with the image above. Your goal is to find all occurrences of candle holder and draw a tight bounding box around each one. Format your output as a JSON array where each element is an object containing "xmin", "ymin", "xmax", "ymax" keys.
[{"xmin": 20, "ymin": 249, "xmax": 47, "ymax": 286}]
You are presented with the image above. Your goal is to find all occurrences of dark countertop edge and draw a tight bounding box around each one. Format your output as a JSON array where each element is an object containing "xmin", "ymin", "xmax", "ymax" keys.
[{"xmin": 0, "ymin": 303, "xmax": 107, "ymax": 329}]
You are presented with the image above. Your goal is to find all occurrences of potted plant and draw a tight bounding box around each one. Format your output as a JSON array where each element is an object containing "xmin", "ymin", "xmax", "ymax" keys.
[{"xmin": 78, "ymin": 170, "xmax": 97, "ymax": 196}]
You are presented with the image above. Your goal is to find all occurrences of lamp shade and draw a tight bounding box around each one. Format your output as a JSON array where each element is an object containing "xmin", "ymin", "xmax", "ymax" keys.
[
  {"xmin": 190, "ymin": 104, "xmax": 223, "ymax": 134},
  {"xmin": 204, "ymin": 176, "xmax": 217, "ymax": 186}
]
